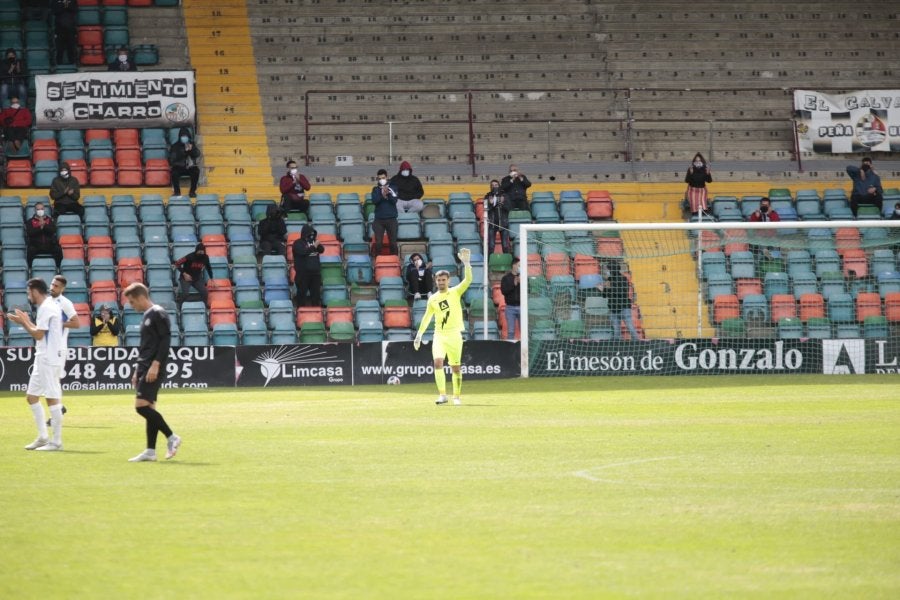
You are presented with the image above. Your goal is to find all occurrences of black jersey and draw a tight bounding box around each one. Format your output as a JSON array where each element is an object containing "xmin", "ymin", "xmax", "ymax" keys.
[{"xmin": 137, "ymin": 304, "xmax": 171, "ymax": 371}]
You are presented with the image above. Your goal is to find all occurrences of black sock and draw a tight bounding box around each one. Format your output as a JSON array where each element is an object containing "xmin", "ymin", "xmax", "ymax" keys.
[{"xmin": 136, "ymin": 405, "xmax": 173, "ymax": 449}]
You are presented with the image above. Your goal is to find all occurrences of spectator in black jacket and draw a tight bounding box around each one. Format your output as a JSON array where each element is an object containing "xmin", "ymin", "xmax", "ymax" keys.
[
  {"xmin": 168, "ymin": 127, "xmax": 200, "ymax": 198},
  {"xmin": 405, "ymin": 253, "xmax": 433, "ymax": 301},
  {"xmin": 1, "ymin": 48, "xmax": 27, "ymax": 105},
  {"xmin": 599, "ymin": 262, "xmax": 640, "ymax": 341},
  {"xmin": 257, "ymin": 205, "xmax": 287, "ymax": 257},
  {"xmin": 52, "ymin": 0, "xmax": 79, "ymax": 66},
  {"xmin": 500, "ymin": 164, "xmax": 531, "ymax": 211},
  {"xmin": 292, "ymin": 224, "xmax": 325, "ymax": 306},
  {"xmin": 175, "ymin": 243, "xmax": 213, "ymax": 303},
  {"xmin": 108, "ymin": 47, "xmax": 137, "ymax": 72},
  {"xmin": 389, "ymin": 160, "xmax": 424, "ymax": 214},
  {"xmin": 499, "ymin": 257, "xmax": 521, "ymax": 340},
  {"xmin": 25, "ymin": 202, "xmax": 62, "ymax": 268},
  {"xmin": 484, "ymin": 179, "xmax": 510, "ymax": 253}
]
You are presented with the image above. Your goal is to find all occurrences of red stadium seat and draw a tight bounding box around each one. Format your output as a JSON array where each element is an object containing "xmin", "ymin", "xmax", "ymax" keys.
[
  {"xmin": 59, "ymin": 234, "xmax": 86, "ymax": 261},
  {"xmin": 835, "ymin": 228, "xmax": 861, "ymax": 257},
  {"xmin": 77, "ymin": 26, "xmax": 103, "ymax": 47},
  {"xmin": 116, "ymin": 152, "xmax": 143, "ymax": 186},
  {"xmin": 318, "ymin": 233, "xmax": 342, "ymax": 257},
  {"xmin": 799, "ymin": 293, "xmax": 825, "ymax": 322},
  {"xmin": 5, "ymin": 159, "xmax": 33, "ymax": 187},
  {"xmin": 383, "ymin": 306, "xmax": 411, "ymax": 329},
  {"xmin": 295, "ymin": 307, "xmax": 324, "ymax": 328},
  {"xmin": 207, "ymin": 279, "xmax": 233, "ymax": 305},
  {"xmin": 201, "ymin": 234, "xmax": 228, "ymax": 257},
  {"xmin": 116, "ymin": 257, "xmax": 144, "ymax": 288},
  {"xmin": 67, "ymin": 159, "xmax": 89, "ymax": 186},
  {"xmin": 87, "ymin": 236, "xmax": 114, "ymax": 260},
  {"xmin": 586, "ymin": 197, "xmax": 614, "ymax": 220},
  {"xmin": 596, "ymin": 237, "xmax": 624, "ymax": 258},
  {"xmin": 90, "ymin": 281, "xmax": 118, "ymax": 307},
  {"xmin": 79, "ymin": 45, "xmax": 106, "ymax": 66},
  {"xmin": 113, "ymin": 128, "xmax": 141, "ymax": 151},
  {"xmin": 325, "ymin": 306, "xmax": 354, "ymax": 328},
  {"xmin": 144, "ymin": 159, "xmax": 171, "ymax": 186},
  {"xmin": 89, "ymin": 157, "xmax": 116, "ymax": 186},
  {"xmin": 573, "ymin": 254, "xmax": 600, "ymax": 279},
  {"xmin": 544, "ymin": 253, "xmax": 571, "ymax": 278},
  {"xmin": 210, "ymin": 299, "xmax": 237, "ymax": 326},
  {"xmin": 885, "ymin": 293, "xmax": 900, "ymax": 322},
  {"xmin": 713, "ymin": 294, "xmax": 740, "ymax": 323},
  {"xmin": 735, "ymin": 278, "xmax": 763, "ymax": 301},
  {"xmin": 374, "ymin": 255, "xmax": 401, "ymax": 282},
  {"xmin": 856, "ymin": 292, "xmax": 882, "ymax": 322},
  {"xmin": 84, "ymin": 129, "xmax": 111, "ymax": 143},
  {"xmin": 31, "ymin": 139, "xmax": 59, "ymax": 162},
  {"xmin": 770, "ymin": 294, "xmax": 797, "ymax": 323},
  {"xmin": 842, "ymin": 249, "xmax": 868, "ymax": 279}
]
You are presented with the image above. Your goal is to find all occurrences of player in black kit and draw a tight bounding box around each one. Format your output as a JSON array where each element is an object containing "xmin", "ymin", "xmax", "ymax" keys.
[{"xmin": 123, "ymin": 283, "xmax": 182, "ymax": 462}]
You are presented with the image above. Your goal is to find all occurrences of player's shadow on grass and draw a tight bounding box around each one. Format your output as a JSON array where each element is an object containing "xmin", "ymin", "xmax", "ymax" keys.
[
  {"xmin": 57, "ymin": 449, "xmax": 107, "ymax": 454},
  {"xmin": 162, "ymin": 461, "xmax": 216, "ymax": 467},
  {"xmin": 63, "ymin": 425, "xmax": 115, "ymax": 429}
]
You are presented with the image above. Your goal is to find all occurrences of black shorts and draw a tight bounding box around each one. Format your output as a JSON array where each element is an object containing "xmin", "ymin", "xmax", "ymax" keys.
[{"xmin": 135, "ymin": 370, "xmax": 163, "ymax": 402}]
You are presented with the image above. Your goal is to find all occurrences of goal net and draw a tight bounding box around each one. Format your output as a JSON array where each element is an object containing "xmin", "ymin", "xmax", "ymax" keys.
[{"xmin": 518, "ymin": 220, "xmax": 900, "ymax": 377}]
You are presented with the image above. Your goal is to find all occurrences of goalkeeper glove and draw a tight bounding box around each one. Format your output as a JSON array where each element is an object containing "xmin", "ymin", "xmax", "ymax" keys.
[{"xmin": 413, "ymin": 334, "xmax": 422, "ymax": 351}]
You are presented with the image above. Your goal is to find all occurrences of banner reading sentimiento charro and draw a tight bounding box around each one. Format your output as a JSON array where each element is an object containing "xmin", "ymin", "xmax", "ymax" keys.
[
  {"xmin": 34, "ymin": 71, "xmax": 195, "ymax": 130},
  {"xmin": 793, "ymin": 89, "xmax": 900, "ymax": 153}
]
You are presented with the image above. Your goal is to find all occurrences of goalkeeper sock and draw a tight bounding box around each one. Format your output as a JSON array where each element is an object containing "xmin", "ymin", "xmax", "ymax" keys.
[
  {"xmin": 434, "ymin": 366, "xmax": 446, "ymax": 395},
  {"xmin": 452, "ymin": 371, "xmax": 462, "ymax": 397}
]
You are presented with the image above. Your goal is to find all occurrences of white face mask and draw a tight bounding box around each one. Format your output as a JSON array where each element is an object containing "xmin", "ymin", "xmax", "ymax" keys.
[
  {"xmin": 378, "ymin": 178, "xmax": 387, "ymax": 186},
  {"xmin": 414, "ymin": 259, "xmax": 423, "ymax": 267},
  {"xmin": 60, "ymin": 171, "xmax": 69, "ymax": 177},
  {"xmin": 693, "ymin": 161, "xmax": 703, "ymax": 168},
  {"xmin": 289, "ymin": 168, "xmax": 298, "ymax": 175},
  {"xmin": 400, "ymin": 170, "xmax": 410, "ymax": 177},
  {"xmin": 509, "ymin": 171, "xmax": 517, "ymax": 178},
  {"xmin": 36, "ymin": 209, "xmax": 45, "ymax": 217},
  {"xmin": 118, "ymin": 55, "xmax": 128, "ymax": 62},
  {"xmin": 10, "ymin": 103, "xmax": 19, "ymax": 109}
]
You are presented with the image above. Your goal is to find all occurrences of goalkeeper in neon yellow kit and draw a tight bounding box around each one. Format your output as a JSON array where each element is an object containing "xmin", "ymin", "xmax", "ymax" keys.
[{"xmin": 414, "ymin": 247, "xmax": 472, "ymax": 405}]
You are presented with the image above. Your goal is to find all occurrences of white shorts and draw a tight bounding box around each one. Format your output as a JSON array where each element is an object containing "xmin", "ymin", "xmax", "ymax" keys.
[{"xmin": 27, "ymin": 360, "xmax": 63, "ymax": 400}]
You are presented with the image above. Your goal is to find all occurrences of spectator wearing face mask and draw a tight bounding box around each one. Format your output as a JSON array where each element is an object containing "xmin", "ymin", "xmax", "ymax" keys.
[
  {"xmin": 108, "ymin": 47, "xmax": 137, "ymax": 72},
  {"xmin": 1, "ymin": 48, "xmax": 27, "ymax": 105},
  {"xmin": 0, "ymin": 95, "xmax": 32, "ymax": 152},
  {"xmin": 500, "ymin": 164, "xmax": 531, "ymax": 211},
  {"xmin": 847, "ymin": 157, "xmax": 883, "ymax": 217},
  {"xmin": 389, "ymin": 161, "xmax": 425, "ymax": 214},
  {"xmin": 684, "ymin": 153, "xmax": 712, "ymax": 216},
  {"xmin": 49, "ymin": 161, "xmax": 83, "ymax": 220},
  {"xmin": 175, "ymin": 243, "xmax": 214, "ymax": 304},
  {"xmin": 405, "ymin": 253, "xmax": 433, "ymax": 301},
  {"xmin": 279, "ymin": 160, "xmax": 311, "ymax": 215},
  {"xmin": 258, "ymin": 205, "xmax": 288, "ymax": 257},
  {"xmin": 292, "ymin": 224, "xmax": 325, "ymax": 307},
  {"xmin": 168, "ymin": 127, "xmax": 201, "ymax": 198},
  {"xmin": 891, "ymin": 202, "xmax": 900, "ymax": 221},
  {"xmin": 749, "ymin": 197, "xmax": 780, "ymax": 224},
  {"xmin": 26, "ymin": 202, "xmax": 62, "ymax": 268},
  {"xmin": 371, "ymin": 168, "xmax": 399, "ymax": 256},
  {"xmin": 484, "ymin": 179, "xmax": 510, "ymax": 254}
]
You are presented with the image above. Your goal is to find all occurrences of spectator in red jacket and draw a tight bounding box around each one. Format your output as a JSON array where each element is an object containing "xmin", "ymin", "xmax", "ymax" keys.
[
  {"xmin": 26, "ymin": 202, "xmax": 62, "ymax": 268},
  {"xmin": 279, "ymin": 160, "xmax": 311, "ymax": 216},
  {"xmin": 1, "ymin": 96, "xmax": 32, "ymax": 151}
]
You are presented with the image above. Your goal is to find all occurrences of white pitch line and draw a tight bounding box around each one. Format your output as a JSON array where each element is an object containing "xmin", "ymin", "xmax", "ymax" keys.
[{"xmin": 573, "ymin": 456, "xmax": 681, "ymax": 483}]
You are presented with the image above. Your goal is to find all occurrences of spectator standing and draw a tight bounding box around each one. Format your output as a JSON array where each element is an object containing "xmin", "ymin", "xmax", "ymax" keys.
[
  {"xmin": 279, "ymin": 160, "xmax": 311, "ymax": 215},
  {"xmin": 108, "ymin": 47, "xmax": 137, "ymax": 72},
  {"xmin": 1, "ymin": 48, "xmax": 27, "ymax": 105},
  {"xmin": 371, "ymin": 168, "xmax": 399, "ymax": 256},
  {"xmin": 292, "ymin": 224, "xmax": 325, "ymax": 307},
  {"xmin": 684, "ymin": 153, "xmax": 712, "ymax": 215},
  {"xmin": 168, "ymin": 127, "xmax": 200, "ymax": 198},
  {"xmin": 389, "ymin": 160, "xmax": 424, "ymax": 214},
  {"xmin": 499, "ymin": 257, "xmax": 521, "ymax": 341},
  {"xmin": 484, "ymin": 179, "xmax": 510, "ymax": 254},
  {"xmin": 847, "ymin": 157, "xmax": 883, "ymax": 217},
  {"xmin": 174, "ymin": 242, "xmax": 213, "ymax": 303},
  {"xmin": 0, "ymin": 96, "xmax": 32, "ymax": 152},
  {"xmin": 257, "ymin": 205, "xmax": 287, "ymax": 257},
  {"xmin": 49, "ymin": 161, "xmax": 83, "ymax": 220},
  {"xmin": 599, "ymin": 262, "xmax": 640, "ymax": 341},
  {"xmin": 25, "ymin": 202, "xmax": 62, "ymax": 268},
  {"xmin": 405, "ymin": 253, "xmax": 433, "ymax": 301},
  {"xmin": 91, "ymin": 306, "xmax": 121, "ymax": 346},
  {"xmin": 52, "ymin": 0, "xmax": 79, "ymax": 66},
  {"xmin": 500, "ymin": 164, "xmax": 531, "ymax": 211}
]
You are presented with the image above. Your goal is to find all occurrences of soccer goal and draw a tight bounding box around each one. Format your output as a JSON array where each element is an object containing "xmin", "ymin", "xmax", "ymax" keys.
[{"xmin": 518, "ymin": 219, "xmax": 900, "ymax": 377}]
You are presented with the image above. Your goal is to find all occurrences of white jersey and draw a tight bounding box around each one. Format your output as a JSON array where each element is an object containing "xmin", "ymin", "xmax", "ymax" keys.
[
  {"xmin": 54, "ymin": 293, "xmax": 76, "ymax": 348},
  {"xmin": 35, "ymin": 296, "xmax": 65, "ymax": 366}
]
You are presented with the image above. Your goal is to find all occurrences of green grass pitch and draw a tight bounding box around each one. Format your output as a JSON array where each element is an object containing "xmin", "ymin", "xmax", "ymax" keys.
[{"xmin": 1, "ymin": 375, "xmax": 898, "ymax": 599}]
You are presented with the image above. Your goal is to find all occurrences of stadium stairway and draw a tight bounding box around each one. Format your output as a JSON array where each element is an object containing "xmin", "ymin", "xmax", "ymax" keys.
[
  {"xmin": 182, "ymin": 0, "xmax": 274, "ymax": 199},
  {"xmin": 622, "ymin": 232, "xmax": 715, "ymax": 339}
]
